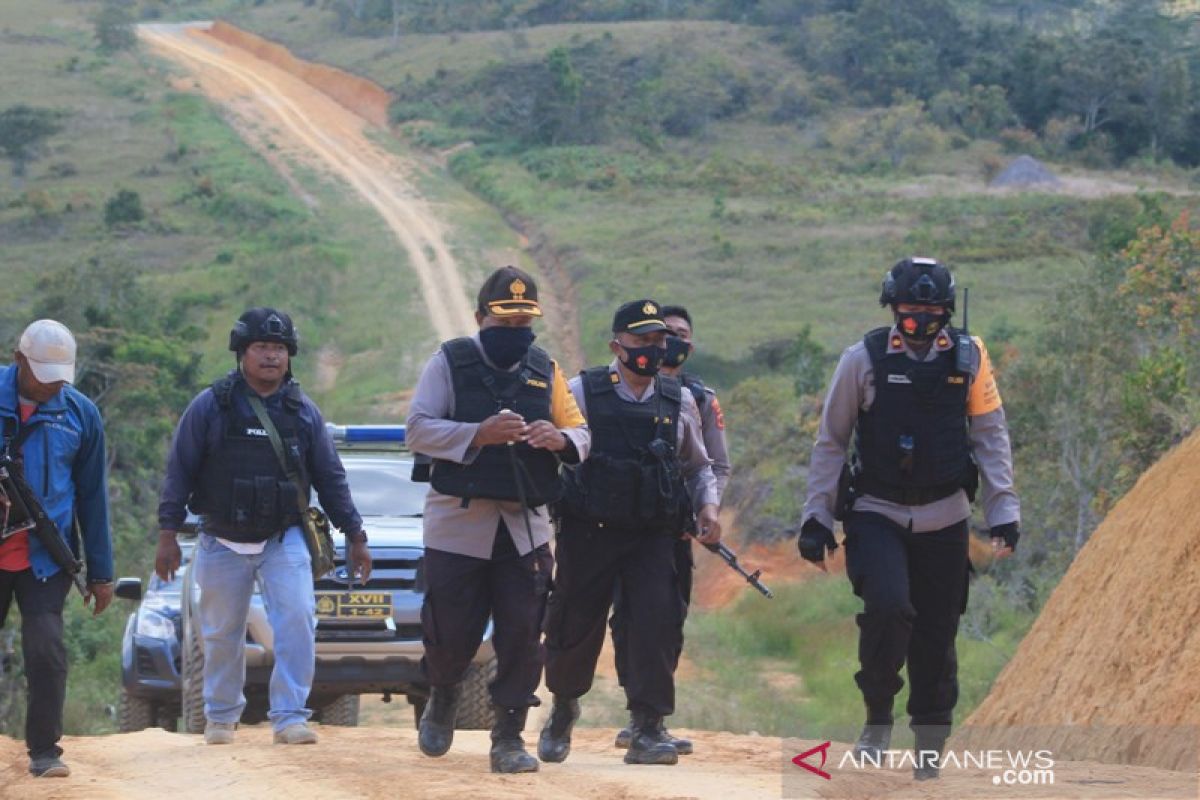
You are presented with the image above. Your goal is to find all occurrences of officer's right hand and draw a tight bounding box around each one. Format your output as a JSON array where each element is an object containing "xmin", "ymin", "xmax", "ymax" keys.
[
  {"xmin": 155, "ymin": 531, "xmax": 182, "ymax": 582},
  {"xmin": 473, "ymin": 411, "xmax": 528, "ymax": 447},
  {"xmin": 797, "ymin": 518, "xmax": 838, "ymax": 572}
]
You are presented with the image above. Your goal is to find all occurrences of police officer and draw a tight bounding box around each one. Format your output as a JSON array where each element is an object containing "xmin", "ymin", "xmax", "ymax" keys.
[
  {"xmin": 156, "ymin": 308, "xmax": 369, "ymax": 746},
  {"xmin": 406, "ymin": 266, "xmax": 589, "ymax": 774},
  {"xmin": 610, "ymin": 304, "xmax": 731, "ymax": 754},
  {"xmin": 0, "ymin": 320, "xmax": 113, "ymax": 778},
  {"xmin": 798, "ymin": 258, "xmax": 1020, "ymax": 780},
  {"xmin": 540, "ymin": 299, "xmax": 721, "ymax": 767}
]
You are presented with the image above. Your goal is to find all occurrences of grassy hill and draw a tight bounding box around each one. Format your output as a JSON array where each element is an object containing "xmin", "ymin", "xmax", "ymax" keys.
[{"xmin": 179, "ymin": 2, "xmax": 1194, "ymax": 371}]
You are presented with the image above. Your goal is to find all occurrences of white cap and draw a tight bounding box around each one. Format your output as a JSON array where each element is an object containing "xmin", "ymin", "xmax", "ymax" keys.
[{"xmin": 18, "ymin": 319, "xmax": 76, "ymax": 384}]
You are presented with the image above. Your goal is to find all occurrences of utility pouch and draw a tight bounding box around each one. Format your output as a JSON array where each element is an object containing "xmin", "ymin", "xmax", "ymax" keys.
[
  {"xmin": 834, "ymin": 462, "xmax": 858, "ymax": 522},
  {"xmin": 232, "ymin": 478, "xmax": 255, "ymax": 527}
]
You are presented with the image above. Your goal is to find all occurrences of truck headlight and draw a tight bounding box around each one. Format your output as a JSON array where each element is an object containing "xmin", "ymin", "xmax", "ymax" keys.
[{"xmin": 135, "ymin": 609, "xmax": 176, "ymax": 640}]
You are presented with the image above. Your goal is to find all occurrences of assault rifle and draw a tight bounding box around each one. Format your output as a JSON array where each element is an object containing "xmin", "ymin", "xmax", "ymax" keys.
[
  {"xmin": 699, "ymin": 540, "xmax": 773, "ymax": 599},
  {"xmin": 0, "ymin": 452, "xmax": 87, "ymax": 597}
]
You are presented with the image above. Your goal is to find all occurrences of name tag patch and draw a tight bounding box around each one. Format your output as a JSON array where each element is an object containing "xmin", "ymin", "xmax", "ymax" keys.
[{"xmin": 887, "ymin": 374, "xmax": 912, "ymax": 385}]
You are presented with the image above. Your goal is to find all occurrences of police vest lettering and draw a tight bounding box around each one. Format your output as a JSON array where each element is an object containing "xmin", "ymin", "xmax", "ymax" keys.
[
  {"xmin": 429, "ymin": 337, "xmax": 562, "ymax": 506},
  {"xmin": 559, "ymin": 367, "xmax": 685, "ymax": 532},
  {"xmin": 187, "ymin": 375, "xmax": 308, "ymax": 543},
  {"xmin": 854, "ymin": 326, "xmax": 973, "ymax": 506}
]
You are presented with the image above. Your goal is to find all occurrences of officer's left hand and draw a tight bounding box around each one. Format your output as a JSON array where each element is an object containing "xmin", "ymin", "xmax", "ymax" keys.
[
  {"xmin": 694, "ymin": 504, "xmax": 721, "ymax": 545},
  {"xmin": 84, "ymin": 582, "xmax": 114, "ymax": 617},
  {"xmin": 525, "ymin": 420, "xmax": 568, "ymax": 451},
  {"xmin": 348, "ymin": 540, "xmax": 373, "ymax": 584}
]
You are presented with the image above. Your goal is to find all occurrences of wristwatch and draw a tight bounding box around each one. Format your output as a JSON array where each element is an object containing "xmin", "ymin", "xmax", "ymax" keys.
[{"xmin": 345, "ymin": 529, "xmax": 368, "ymax": 544}]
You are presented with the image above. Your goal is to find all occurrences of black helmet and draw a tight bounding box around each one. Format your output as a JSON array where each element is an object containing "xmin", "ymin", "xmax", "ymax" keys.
[
  {"xmin": 879, "ymin": 257, "xmax": 955, "ymax": 312},
  {"xmin": 229, "ymin": 307, "xmax": 298, "ymax": 356}
]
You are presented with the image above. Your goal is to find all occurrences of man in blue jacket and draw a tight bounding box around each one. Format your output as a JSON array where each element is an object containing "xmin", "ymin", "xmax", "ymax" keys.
[
  {"xmin": 0, "ymin": 319, "xmax": 113, "ymax": 778},
  {"xmin": 155, "ymin": 308, "xmax": 369, "ymax": 747}
]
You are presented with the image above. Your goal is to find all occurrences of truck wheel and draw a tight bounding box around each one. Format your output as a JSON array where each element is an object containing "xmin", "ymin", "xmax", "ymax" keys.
[
  {"xmin": 118, "ymin": 688, "xmax": 154, "ymax": 733},
  {"xmin": 317, "ymin": 694, "xmax": 360, "ymax": 726},
  {"xmin": 181, "ymin": 618, "xmax": 206, "ymax": 734},
  {"xmin": 455, "ymin": 657, "xmax": 497, "ymax": 730}
]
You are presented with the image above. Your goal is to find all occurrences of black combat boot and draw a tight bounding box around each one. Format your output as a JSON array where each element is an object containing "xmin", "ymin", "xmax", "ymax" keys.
[
  {"xmin": 537, "ymin": 696, "xmax": 580, "ymax": 763},
  {"xmin": 615, "ymin": 714, "xmax": 693, "ymax": 756},
  {"xmin": 490, "ymin": 706, "xmax": 539, "ymax": 774},
  {"xmin": 623, "ymin": 710, "xmax": 678, "ymax": 765},
  {"xmin": 912, "ymin": 724, "xmax": 950, "ymax": 781},
  {"xmin": 614, "ymin": 714, "xmax": 633, "ymax": 749},
  {"xmin": 852, "ymin": 723, "xmax": 893, "ymax": 763},
  {"xmin": 417, "ymin": 685, "xmax": 459, "ymax": 757}
]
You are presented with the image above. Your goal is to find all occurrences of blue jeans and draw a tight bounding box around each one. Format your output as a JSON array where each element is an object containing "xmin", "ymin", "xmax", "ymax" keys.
[{"xmin": 194, "ymin": 528, "xmax": 315, "ymax": 732}]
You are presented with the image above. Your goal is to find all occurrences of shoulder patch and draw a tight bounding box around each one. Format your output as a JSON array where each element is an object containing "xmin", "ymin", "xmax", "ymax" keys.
[{"xmin": 711, "ymin": 395, "xmax": 725, "ymax": 430}]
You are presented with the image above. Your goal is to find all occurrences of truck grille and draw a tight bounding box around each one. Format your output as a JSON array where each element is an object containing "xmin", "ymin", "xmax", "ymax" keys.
[{"xmin": 314, "ymin": 548, "xmax": 422, "ymax": 592}]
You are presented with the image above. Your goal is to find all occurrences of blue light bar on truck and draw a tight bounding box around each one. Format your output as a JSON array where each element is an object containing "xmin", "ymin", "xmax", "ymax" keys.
[{"xmin": 326, "ymin": 424, "xmax": 406, "ymax": 446}]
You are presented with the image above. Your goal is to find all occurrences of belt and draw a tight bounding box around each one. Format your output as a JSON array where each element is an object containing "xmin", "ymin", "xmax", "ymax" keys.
[{"xmin": 855, "ymin": 474, "xmax": 962, "ymax": 507}]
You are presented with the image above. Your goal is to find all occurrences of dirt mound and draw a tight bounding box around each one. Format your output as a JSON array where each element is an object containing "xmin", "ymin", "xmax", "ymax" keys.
[
  {"xmin": 207, "ymin": 20, "xmax": 391, "ymax": 127},
  {"xmin": 962, "ymin": 430, "xmax": 1200, "ymax": 771},
  {"xmin": 989, "ymin": 154, "xmax": 1061, "ymax": 189}
]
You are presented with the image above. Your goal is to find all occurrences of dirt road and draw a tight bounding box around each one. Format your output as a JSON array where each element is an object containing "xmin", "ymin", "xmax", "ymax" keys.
[
  {"xmin": 139, "ymin": 22, "xmax": 476, "ymax": 342},
  {"xmin": 3, "ymin": 725, "xmax": 1196, "ymax": 800}
]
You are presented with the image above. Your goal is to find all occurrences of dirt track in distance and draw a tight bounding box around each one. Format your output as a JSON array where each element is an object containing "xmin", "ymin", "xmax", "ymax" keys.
[{"xmin": 139, "ymin": 22, "xmax": 476, "ymax": 343}]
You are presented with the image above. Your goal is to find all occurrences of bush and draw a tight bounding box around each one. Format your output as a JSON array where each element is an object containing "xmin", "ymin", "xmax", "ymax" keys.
[{"xmin": 104, "ymin": 188, "xmax": 144, "ymax": 228}]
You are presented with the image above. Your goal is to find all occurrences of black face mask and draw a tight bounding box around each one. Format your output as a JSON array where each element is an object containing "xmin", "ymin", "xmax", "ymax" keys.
[
  {"xmin": 479, "ymin": 326, "xmax": 535, "ymax": 369},
  {"xmin": 663, "ymin": 335, "xmax": 691, "ymax": 369},
  {"xmin": 619, "ymin": 343, "xmax": 666, "ymax": 377},
  {"xmin": 897, "ymin": 311, "xmax": 948, "ymax": 343}
]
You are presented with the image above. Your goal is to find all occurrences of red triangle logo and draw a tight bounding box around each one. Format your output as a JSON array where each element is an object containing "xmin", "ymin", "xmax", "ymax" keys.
[{"xmin": 791, "ymin": 741, "xmax": 832, "ymax": 780}]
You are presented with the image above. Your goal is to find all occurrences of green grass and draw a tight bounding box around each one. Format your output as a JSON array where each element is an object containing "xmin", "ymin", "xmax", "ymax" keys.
[{"xmin": 671, "ymin": 573, "xmax": 1035, "ymax": 743}]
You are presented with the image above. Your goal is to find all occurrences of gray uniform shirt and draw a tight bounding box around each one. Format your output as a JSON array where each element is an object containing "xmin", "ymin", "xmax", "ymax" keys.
[
  {"xmin": 803, "ymin": 327, "xmax": 1020, "ymax": 533},
  {"xmin": 406, "ymin": 335, "xmax": 591, "ymax": 558},
  {"xmin": 568, "ymin": 361, "xmax": 720, "ymax": 511},
  {"xmin": 691, "ymin": 381, "xmax": 731, "ymax": 501}
]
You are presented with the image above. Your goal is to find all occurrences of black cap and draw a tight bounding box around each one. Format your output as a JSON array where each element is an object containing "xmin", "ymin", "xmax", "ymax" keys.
[
  {"xmin": 477, "ymin": 266, "xmax": 542, "ymax": 317},
  {"xmin": 612, "ymin": 299, "xmax": 669, "ymax": 335}
]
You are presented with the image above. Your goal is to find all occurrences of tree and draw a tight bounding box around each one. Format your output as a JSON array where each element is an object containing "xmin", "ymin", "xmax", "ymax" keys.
[
  {"xmin": 0, "ymin": 105, "xmax": 63, "ymax": 179},
  {"xmin": 104, "ymin": 189, "xmax": 144, "ymax": 229},
  {"xmin": 94, "ymin": 2, "xmax": 137, "ymax": 53}
]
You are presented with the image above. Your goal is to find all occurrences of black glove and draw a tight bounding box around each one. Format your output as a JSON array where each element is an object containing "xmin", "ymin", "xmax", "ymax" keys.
[
  {"xmin": 990, "ymin": 522, "xmax": 1020, "ymax": 552},
  {"xmin": 798, "ymin": 518, "xmax": 838, "ymax": 564}
]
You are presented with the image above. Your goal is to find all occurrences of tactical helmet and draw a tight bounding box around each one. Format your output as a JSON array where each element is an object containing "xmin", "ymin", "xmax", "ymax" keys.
[
  {"xmin": 229, "ymin": 307, "xmax": 298, "ymax": 356},
  {"xmin": 879, "ymin": 257, "xmax": 956, "ymax": 312}
]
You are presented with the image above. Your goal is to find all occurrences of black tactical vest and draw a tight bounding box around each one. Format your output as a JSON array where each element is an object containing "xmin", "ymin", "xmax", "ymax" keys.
[
  {"xmin": 188, "ymin": 375, "xmax": 308, "ymax": 542},
  {"xmin": 854, "ymin": 327, "xmax": 973, "ymax": 506},
  {"xmin": 429, "ymin": 337, "xmax": 562, "ymax": 506},
  {"xmin": 559, "ymin": 367, "xmax": 685, "ymax": 533}
]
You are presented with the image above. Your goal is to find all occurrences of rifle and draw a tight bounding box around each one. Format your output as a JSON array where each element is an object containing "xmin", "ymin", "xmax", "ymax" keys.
[
  {"xmin": 0, "ymin": 453, "xmax": 87, "ymax": 597},
  {"xmin": 698, "ymin": 540, "xmax": 773, "ymax": 599}
]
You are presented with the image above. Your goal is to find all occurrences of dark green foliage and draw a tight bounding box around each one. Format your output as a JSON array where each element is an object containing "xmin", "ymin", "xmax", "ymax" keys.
[
  {"xmin": 391, "ymin": 34, "xmax": 756, "ymax": 146},
  {"xmin": 103, "ymin": 188, "xmax": 144, "ymax": 228},
  {"xmin": 0, "ymin": 105, "xmax": 64, "ymax": 177},
  {"xmin": 94, "ymin": 2, "xmax": 137, "ymax": 52}
]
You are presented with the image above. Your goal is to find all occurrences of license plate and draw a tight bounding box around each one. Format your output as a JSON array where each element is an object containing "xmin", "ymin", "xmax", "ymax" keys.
[{"xmin": 315, "ymin": 592, "xmax": 393, "ymax": 620}]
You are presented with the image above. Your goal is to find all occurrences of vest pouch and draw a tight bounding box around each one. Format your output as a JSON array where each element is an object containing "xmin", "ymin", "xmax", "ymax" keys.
[
  {"xmin": 253, "ymin": 476, "xmax": 279, "ymax": 530},
  {"xmin": 582, "ymin": 453, "xmax": 642, "ymax": 528},
  {"xmin": 231, "ymin": 478, "xmax": 256, "ymax": 527}
]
